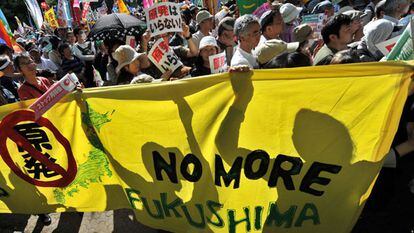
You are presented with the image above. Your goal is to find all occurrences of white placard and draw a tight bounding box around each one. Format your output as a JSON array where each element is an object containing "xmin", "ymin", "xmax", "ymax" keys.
[
  {"xmin": 126, "ymin": 36, "xmax": 137, "ymax": 48},
  {"xmin": 376, "ymin": 35, "xmax": 401, "ymax": 56},
  {"xmin": 145, "ymin": 2, "xmax": 182, "ymax": 37},
  {"xmin": 148, "ymin": 38, "xmax": 183, "ymax": 73},
  {"xmin": 209, "ymin": 52, "xmax": 227, "ymax": 74}
]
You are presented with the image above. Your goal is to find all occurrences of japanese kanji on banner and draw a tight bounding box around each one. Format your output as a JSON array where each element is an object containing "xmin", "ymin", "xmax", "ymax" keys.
[
  {"xmin": 44, "ymin": 8, "xmax": 59, "ymax": 29},
  {"xmin": 0, "ymin": 61, "xmax": 413, "ymax": 233},
  {"xmin": 145, "ymin": 2, "xmax": 182, "ymax": 37},
  {"xmin": 148, "ymin": 38, "xmax": 182, "ymax": 73},
  {"xmin": 209, "ymin": 52, "xmax": 227, "ymax": 74}
]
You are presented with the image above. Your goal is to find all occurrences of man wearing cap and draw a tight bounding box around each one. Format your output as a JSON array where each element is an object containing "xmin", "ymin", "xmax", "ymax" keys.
[
  {"xmin": 312, "ymin": 0, "xmax": 335, "ymax": 17},
  {"xmin": 255, "ymin": 39, "xmax": 300, "ymax": 67},
  {"xmin": 280, "ymin": 3, "xmax": 303, "ymax": 43},
  {"xmin": 293, "ymin": 24, "xmax": 314, "ymax": 55},
  {"xmin": 217, "ymin": 17, "xmax": 236, "ymax": 66},
  {"xmin": 192, "ymin": 10, "xmax": 214, "ymax": 48},
  {"xmin": 231, "ymin": 14, "xmax": 261, "ymax": 68}
]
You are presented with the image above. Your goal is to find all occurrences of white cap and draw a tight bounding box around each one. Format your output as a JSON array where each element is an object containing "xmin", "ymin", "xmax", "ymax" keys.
[
  {"xmin": 280, "ymin": 3, "xmax": 303, "ymax": 23},
  {"xmin": 199, "ymin": 36, "xmax": 219, "ymax": 50},
  {"xmin": 113, "ymin": 45, "xmax": 144, "ymax": 74}
]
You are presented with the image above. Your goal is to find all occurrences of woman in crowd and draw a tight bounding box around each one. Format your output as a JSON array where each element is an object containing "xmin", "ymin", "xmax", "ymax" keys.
[
  {"xmin": 190, "ymin": 36, "xmax": 220, "ymax": 77},
  {"xmin": 113, "ymin": 45, "xmax": 159, "ymax": 85},
  {"xmin": 14, "ymin": 54, "xmax": 53, "ymax": 100}
]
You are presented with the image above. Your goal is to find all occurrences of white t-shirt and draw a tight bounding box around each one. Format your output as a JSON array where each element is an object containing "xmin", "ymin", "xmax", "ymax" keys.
[
  {"xmin": 72, "ymin": 42, "xmax": 96, "ymax": 62},
  {"xmin": 36, "ymin": 57, "xmax": 59, "ymax": 72},
  {"xmin": 192, "ymin": 30, "xmax": 211, "ymax": 49},
  {"xmin": 231, "ymin": 46, "xmax": 259, "ymax": 69}
]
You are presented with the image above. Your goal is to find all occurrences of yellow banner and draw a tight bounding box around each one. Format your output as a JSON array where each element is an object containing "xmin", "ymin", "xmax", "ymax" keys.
[
  {"xmin": 0, "ymin": 62, "xmax": 412, "ymax": 233},
  {"xmin": 44, "ymin": 8, "xmax": 59, "ymax": 29}
]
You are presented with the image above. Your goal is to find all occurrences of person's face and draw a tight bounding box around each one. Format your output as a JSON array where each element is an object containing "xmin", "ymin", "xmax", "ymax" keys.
[
  {"xmin": 63, "ymin": 47, "xmax": 72, "ymax": 59},
  {"xmin": 67, "ymin": 33, "xmax": 76, "ymax": 44},
  {"xmin": 219, "ymin": 29, "xmax": 235, "ymax": 46},
  {"xmin": 337, "ymin": 23, "xmax": 353, "ymax": 45},
  {"xmin": 126, "ymin": 58, "xmax": 141, "ymax": 76},
  {"xmin": 266, "ymin": 14, "xmax": 284, "ymax": 39},
  {"xmin": 350, "ymin": 18, "xmax": 362, "ymax": 34},
  {"xmin": 29, "ymin": 50, "xmax": 41, "ymax": 62},
  {"xmin": 200, "ymin": 45, "xmax": 218, "ymax": 62},
  {"xmin": 241, "ymin": 22, "xmax": 261, "ymax": 49},
  {"xmin": 18, "ymin": 57, "xmax": 37, "ymax": 78},
  {"xmin": 77, "ymin": 30, "xmax": 87, "ymax": 42},
  {"xmin": 201, "ymin": 18, "xmax": 213, "ymax": 31}
]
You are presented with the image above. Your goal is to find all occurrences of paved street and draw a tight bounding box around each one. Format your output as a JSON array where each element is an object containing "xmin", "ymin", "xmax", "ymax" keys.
[{"xmin": 0, "ymin": 209, "xmax": 158, "ymax": 233}]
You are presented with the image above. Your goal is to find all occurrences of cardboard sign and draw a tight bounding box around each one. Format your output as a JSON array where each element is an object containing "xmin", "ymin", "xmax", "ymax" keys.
[
  {"xmin": 29, "ymin": 74, "xmax": 79, "ymax": 120},
  {"xmin": 148, "ymin": 38, "xmax": 183, "ymax": 73},
  {"xmin": 376, "ymin": 35, "xmax": 401, "ymax": 56},
  {"xmin": 126, "ymin": 36, "xmax": 136, "ymax": 48},
  {"xmin": 301, "ymin": 13, "xmax": 326, "ymax": 39},
  {"xmin": 145, "ymin": 2, "xmax": 182, "ymax": 37},
  {"xmin": 209, "ymin": 52, "xmax": 227, "ymax": 74}
]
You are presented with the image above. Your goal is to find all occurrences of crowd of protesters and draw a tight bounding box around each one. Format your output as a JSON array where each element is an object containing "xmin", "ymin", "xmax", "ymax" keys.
[{"xmin": 0, "ymin": 0, "xmax": 414, "ymax": 230}]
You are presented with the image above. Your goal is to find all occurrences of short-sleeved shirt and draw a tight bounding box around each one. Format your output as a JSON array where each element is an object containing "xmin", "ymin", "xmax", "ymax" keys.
[
  {"xmin": 231, "ymin": 47, "xmax": 259, "ymax": 69},
  {"xmin": 17, "ymin": 77, "xmax": 52, "ymax": 100}
]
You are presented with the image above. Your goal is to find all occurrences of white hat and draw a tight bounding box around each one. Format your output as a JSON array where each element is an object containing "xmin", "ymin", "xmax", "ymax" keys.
[
  {"xmin": 280, "ymin": 3, "xmax": 303, "ymax": 23},
  {"xmin": 256, "ymin": 39, "xmax": 299, "ymax": 64},
  {"xmin": 199, "ymin": 36, "xmax": 219, "ymax": 50},
  {"xmin": 196, "ymin": 10, "xmax": 213, "ymax": 24},
  {"xmin": 113, "ymin": 45, "xmax": 144, "ymax": 74}
]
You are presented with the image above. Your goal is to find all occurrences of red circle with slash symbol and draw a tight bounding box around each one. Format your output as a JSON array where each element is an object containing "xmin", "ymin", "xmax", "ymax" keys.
[{"xmin": 0, "ymin": 110, "xmax": 77, "ymax": 187}]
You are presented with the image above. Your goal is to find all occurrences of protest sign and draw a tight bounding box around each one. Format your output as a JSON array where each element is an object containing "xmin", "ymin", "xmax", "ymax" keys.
[
  {"xmin": 126, "ymin": 36, "xmax": 136, "ymax": 48},
  {"xmin": 376, "ymin": 35, "xmax": 401, "ymax": 56},
  {"xmin": 145, "ymin": 2, "xmax": 182, "ymax": 37},
  {"xmin": 252, "ymin": 2, "xmax": 271, "ymax": 18},
  {"xmin": 148, "ymin": 38, "xmax": 182, "ymax": 73},
  {"xmin": 386, "ymin": 18, "xmax": 414, "ymax": 61},
  {"xmin": 301, "ymin": 13, "xmax": 326, "ymax": 39},
  {"xmin": 29, "ymin": 73, "xmax": 78, "ymax": 120},
  {"xmin": 209, "ymin": 52, "xmax": 227, "ymax": 74},
  {"xmin": 0, "ymin": 61, "xmax": 412, "ymax": 233},
  {"xmin": 44, "ymin": 8, "xmax": 59, "ymax": 29}
]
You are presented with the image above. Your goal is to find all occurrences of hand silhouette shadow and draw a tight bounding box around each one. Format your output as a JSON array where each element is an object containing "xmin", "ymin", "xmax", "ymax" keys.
[{"xmin": 263, "ymin": 109, "xmax": 382, "ymax": 233}]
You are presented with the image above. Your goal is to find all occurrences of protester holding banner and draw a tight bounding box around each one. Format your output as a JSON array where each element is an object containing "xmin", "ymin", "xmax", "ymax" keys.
[
  {"xmin": 231, "ymin": 14, "xmax": 261, "ymax": 68},
  {"xmin": 14, "ymin": 54, "xmax": 53, "ymax": 100}
]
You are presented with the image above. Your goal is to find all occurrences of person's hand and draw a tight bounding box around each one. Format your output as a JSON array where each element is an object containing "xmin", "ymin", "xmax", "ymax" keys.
[
  {"xmin": 182, "ymin": 23, "xmax": 191, "ymax": 38},
  {"xmin": 179, "ymin": 66, "xmax": 191, "ymax": 78},
  {"xmin": 142, "ymin": 30, "xmax": 151, "ymax": 44},
  {"xmin": 160, "ymin": 69, "xmax": 173, "ymax": 81},
  {"xmin": 0, "ymin": 71, "xmax": 4, "ymax": 78},
  {"xmin": 229, "ymin": 65, "xmax": 250, "ymax": 73}
]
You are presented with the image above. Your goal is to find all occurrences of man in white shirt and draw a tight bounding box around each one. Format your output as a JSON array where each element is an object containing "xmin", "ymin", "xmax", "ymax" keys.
[
  {"xmin": 192, "ymin": 10, "xmax": 214, "ymax": 48},
  {"xmin": 253, "ymin": 9, "xmax": 284, "ymax": 55},
  {"xmin": 231, "ymin": 14, "xmax": 261, "ymax": 69}
]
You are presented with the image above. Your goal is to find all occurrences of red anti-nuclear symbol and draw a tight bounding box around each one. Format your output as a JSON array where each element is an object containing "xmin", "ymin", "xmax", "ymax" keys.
[
  {"xmin": 0, "ymin": 110, "xmax": 77, "ymax": 187},
  {"xmin": 63, "ymin": 79, "xmax": 71, "ymax": 86}
]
